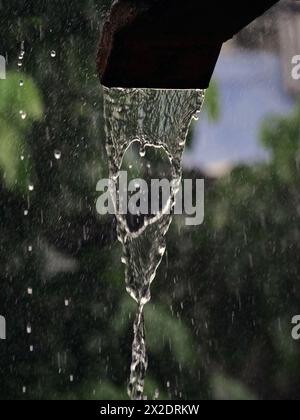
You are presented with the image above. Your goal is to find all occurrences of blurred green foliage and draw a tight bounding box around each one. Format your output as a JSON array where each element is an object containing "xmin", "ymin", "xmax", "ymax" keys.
[
  {"xmin": 204, "ymin": 81, "xmax": 220, "ymax": 122},
  {"xmin": 0, "ymin": 0, "xmax": 300, "ymax": 401},
  {"xmin": 186, "ymin": 81, "xmax": 220, "ymax": 149},
  {"xmin": 0, "ymin": 73, "xmax": 43, "ymax": 189}
]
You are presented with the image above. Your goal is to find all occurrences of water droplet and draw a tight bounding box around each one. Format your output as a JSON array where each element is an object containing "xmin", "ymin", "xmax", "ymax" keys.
[
  {"xmin": 30, "ymin": 345, "xmax": 34, "ymax": 352},
  {"xmin": 158, "ymin": 246, "xmax": 166, "ymax": 256},
  {"xmin": 20, "ymin": 110, "xmax": 27, "ymax": 120},
  {"xmin": 28, "ymin": 245, "xmax": 33, "ymax": 253},
  {"xmin": 64, "ymin": 299, "xmax": 69, "ymax": 307},
  {"xmin": 28, "ymin": 184, "xmax": 34, "ymax": 192},
  {"xmin": 70, "ymin": 375, "xmax": 74, "ymax": 382},
  {"xmin": 154, "ymin": 389, "xmax": 160, "ymax": 400},
  {"xmin": 121, "ymin": 257, "xmax": 127, "ymax": 264},
  {"xmin": 54, "ymin": 150, "xmax": 61, "ymax": 160},
  {"xmin": 26, "ymin": 325, "xmax": 32, "ymax": 334},
  {"xmin": 19, "ymin": 80, "xmax": 24, "ymax": 87},
  {"xmin": 18, "ymin": 61, "xmax": 23, "ymax": 68},
  {"xmin": 22, "ymin": 386, "xmax": 27, "ymax": 394},
  {"xmin": 27, "ymin": 288, "xmax": 33, "ymax": 295},
  {"xmin": 20, "ymin": 155, "xmax": 25, "ymax": 161},
  {"xmin": 24, "ymin": 210, "xmax": 29, "ymax": 216},
  {"xmin": 50, "ymin": 50, "xmax": 56, "ymax": 58},
  {"xmin": 139, "ymin": 146, "xmax": 146, "ymax": 158},
  {"xmin": 129, "ymin": 165, "xmax": 133, "ymax": 170}
]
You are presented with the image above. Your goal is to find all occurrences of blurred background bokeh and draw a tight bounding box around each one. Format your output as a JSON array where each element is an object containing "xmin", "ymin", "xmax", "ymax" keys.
[{"xmin": 1, "ymin": 0, "xmax": 300, "ymax": 400}]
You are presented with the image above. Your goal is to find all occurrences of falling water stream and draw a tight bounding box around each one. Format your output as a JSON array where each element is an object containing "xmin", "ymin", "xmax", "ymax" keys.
[{"xmin": 103, "ymin": 88, "xmax": 205, "ymax": 400}]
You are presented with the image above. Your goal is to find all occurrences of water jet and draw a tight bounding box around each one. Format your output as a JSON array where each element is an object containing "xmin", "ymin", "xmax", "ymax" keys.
[{"xmin": 98, "ymin": 0, "xmax": 280, "ymax": 399}]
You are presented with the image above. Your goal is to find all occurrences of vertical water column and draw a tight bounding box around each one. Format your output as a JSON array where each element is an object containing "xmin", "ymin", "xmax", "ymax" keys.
[{"xmin": 103, "ymin": 87, "xmax": 205, "ymax": 399}]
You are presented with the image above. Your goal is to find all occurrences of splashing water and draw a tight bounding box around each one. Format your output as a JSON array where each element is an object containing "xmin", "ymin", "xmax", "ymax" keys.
[{"xmin": 103, "ymin": 87, "xmax": 205, "ymax": 400}]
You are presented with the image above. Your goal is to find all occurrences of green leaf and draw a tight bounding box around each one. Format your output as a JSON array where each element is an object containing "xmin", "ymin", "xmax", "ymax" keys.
[
  {"xmin": 0, "ymin": 72, "xmax": 43, "ymax": 123},
  {"xmin": 211, "ymin": 373, "xmax": 257, "ymax": 401},
  {"xmin": 0, "ymin": 72, "xmax": 43, "ymax": 190},
  {"xmin": 0, "ymin": 118, "xmax": 23, "ymax": 187},
  {"xmin": 204, "ymin": 80, "xmax": 220, "ymax": 122}
]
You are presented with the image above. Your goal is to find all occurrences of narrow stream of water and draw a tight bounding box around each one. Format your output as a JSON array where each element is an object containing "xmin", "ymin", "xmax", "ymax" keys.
[{"xmin": 103, "ymin": 88, "xmax": 205, "ymax": 400}]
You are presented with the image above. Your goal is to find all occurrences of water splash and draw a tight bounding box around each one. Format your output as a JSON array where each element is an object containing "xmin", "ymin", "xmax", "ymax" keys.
[
  {"xmin": 54, "ymin": 150, "xmax": 62, "ymax": 160},
  {"xmin": 103, "ymin": 87, "xmax": 205, "ymax": 400}
]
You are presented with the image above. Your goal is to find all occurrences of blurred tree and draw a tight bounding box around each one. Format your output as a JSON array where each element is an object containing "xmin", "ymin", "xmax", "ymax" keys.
[
  {"xmin": 158, "ymin": 103, "xmax": 300, "ymax": 400},
  {"xmin": 0, "ymin": 72, "xmax": 43, "ymax": 190}
]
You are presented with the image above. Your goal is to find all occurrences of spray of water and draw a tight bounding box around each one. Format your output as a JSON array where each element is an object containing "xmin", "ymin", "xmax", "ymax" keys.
[{"xmin": 103, "ymin": 87, "xmax": 205, "ymax": 399}]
